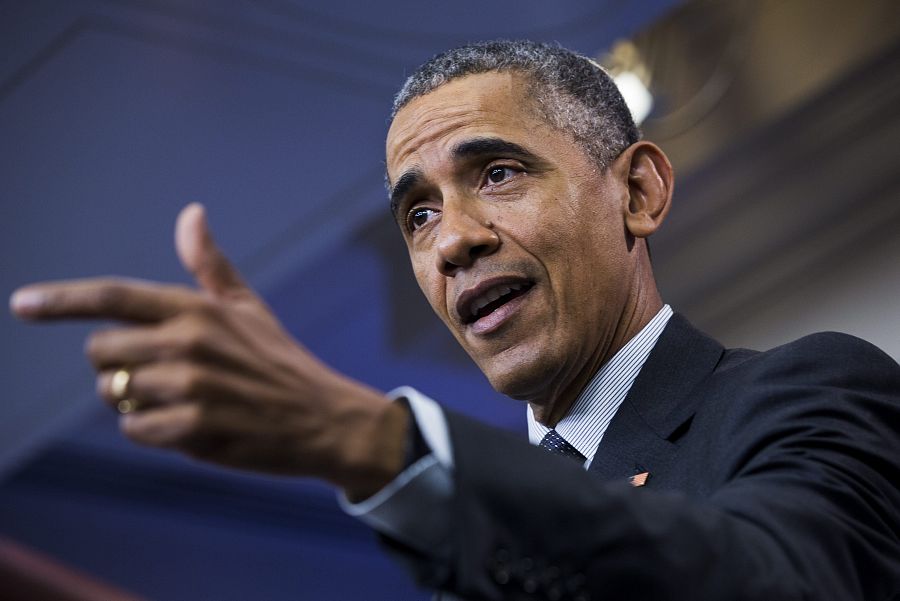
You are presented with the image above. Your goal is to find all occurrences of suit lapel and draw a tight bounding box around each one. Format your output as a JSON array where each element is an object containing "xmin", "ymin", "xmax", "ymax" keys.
[{"xmin": 588, "ymin": 313, "xmax": 724, "ymax": 483}]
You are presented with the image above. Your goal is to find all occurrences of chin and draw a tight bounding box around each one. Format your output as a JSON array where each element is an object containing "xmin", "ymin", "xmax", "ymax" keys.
[{"xmin": 481, "ymin": 348, "xmax": 565, "ymax": 403}]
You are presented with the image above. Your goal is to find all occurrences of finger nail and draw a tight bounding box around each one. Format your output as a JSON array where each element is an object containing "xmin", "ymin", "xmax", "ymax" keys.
[{"xmin": 10, "ymin": 289, "xmax": 45, "ymax": 315}]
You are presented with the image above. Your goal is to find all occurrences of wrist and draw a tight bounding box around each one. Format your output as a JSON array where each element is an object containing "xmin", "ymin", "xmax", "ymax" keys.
[{"xmin": 326, "ymin": 383, "xmax": 411, "ymax": 502}]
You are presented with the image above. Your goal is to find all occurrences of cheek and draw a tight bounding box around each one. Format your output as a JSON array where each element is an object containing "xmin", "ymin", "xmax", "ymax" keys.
[
  {"xmin": 527, "ymin": 213, "xmax": 621, "ymax": 306},
  {"xmin": 412, "ymin": 260, "xmax": 449, "ymax": 318}
]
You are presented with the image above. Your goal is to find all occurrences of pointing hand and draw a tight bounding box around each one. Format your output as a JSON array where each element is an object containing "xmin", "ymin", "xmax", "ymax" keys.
[{"xmin": 10, "ymin": 204, "xmax": 408, "ymax": 499}]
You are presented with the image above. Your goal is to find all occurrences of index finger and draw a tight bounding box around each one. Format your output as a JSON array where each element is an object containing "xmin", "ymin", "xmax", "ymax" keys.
[{"xmin": 10, "ymin": 277, "xmax": 203, "ymax": 323}]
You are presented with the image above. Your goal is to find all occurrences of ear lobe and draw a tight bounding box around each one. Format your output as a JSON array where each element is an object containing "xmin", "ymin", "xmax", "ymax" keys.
[{"xmin": 622, "ymin": 142, "xmax": 673, "ymax": 239}]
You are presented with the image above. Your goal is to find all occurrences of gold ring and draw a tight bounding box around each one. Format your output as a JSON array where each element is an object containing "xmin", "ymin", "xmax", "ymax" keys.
[
  {"xmin": 111, "ymin": 368, "xmax": 139, "ymax": 414},
  {"xmin": 117, "ymin": 398, "xmax": 138, "ymax": 414},
  {"xmin": 110, "ymin": 368, "xmax": 132, "ymax": 401}
]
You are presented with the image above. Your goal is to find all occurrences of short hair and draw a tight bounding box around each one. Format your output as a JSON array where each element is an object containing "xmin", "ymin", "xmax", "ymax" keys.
[{"xmin": 392, "ymin": 40, "xmax": 641, "ymax": 168}]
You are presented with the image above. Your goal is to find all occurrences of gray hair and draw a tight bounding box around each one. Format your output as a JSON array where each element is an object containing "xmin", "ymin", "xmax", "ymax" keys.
[{"xmin": 392, "ymin": 40, "xmax": 641, "ymax": 168}]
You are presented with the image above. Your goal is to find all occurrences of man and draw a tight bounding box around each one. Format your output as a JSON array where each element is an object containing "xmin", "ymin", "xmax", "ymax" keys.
[{"xmin": 11, "ymin": 41, "xmax": 900, "ymax": 600}]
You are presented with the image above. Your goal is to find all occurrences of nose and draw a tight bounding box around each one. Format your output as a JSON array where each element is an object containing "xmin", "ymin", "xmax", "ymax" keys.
[{"xmin": 435, "ymin": 204, "xmax": 500, "ymax": 276}]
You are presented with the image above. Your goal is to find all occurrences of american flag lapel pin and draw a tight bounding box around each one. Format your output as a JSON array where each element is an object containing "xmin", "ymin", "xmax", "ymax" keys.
[{"xmin": 629, "ymin": 471, "xmax": 650, "ymax": 487}]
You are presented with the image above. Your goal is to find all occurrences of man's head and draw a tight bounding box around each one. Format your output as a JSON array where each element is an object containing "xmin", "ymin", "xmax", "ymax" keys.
[
  {"xmin": 386, "ymin": 41, "xmax": 673, "ymax": 424},
  {"xmin": 392, "ymin": 40, "xmax": 641, "ymax": 171}
]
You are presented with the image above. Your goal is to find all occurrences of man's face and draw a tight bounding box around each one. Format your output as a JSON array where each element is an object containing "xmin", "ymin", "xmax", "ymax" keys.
[{"xmin": 386, "ymin": 72, "xmax": 638, "ymax": 408}]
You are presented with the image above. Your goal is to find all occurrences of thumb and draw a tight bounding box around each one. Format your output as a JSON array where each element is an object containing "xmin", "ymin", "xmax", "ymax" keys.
[{"xmin": 175, "ymin": 203, "xmax": 249, "ymax": 297}]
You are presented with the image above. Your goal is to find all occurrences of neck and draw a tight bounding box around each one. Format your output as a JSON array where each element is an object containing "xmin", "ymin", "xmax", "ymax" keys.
[{"xmin": 530, "ymin": 284, "xmax": 663, "ymax": 427}]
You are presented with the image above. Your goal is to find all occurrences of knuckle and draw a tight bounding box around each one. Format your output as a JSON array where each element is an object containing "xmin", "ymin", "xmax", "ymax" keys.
[
  {"xmin": 96, "ymin": 372, "xmax": 111, "ymax": 399},
  {"xmin": 157, "ymin": 333, "xmax": 182, "ymax": 359},
  {"xmin": 181, "ymin": 325, "xmax": 208, "ymax": 356},
  {"xmin": 120, "ymin": 414, "xmax": 157, "ymax": 445},
  {"xmin": 120, "ymin": 404, "xmax": 204, "ymax": 448},
  {"xmin": 93, "ymin": 282, "xmax": 127, "ymax": 312},
  {"xmin": 126, "ymin": 367, "xmax": 144, "ymax": 398},
  {"xmin": 177, "ymin": 365, "xmax": 207, "ymax": 398},
  {"xmin": 191, "ymin": 298, "xmax": 224, "ymax": 324},
  {"xmin": 182, "ymin": 404, "xmax": 204, "ymax": 432},
  {"xmin": 168, "ymin": 406, "xmax": 205, "ymax": 448},
  {"xmin": 165, "ymin": 320, "xmax": 208, "ymax": 358},
  {"xmin": 192, "ymin": 296, "xmax": 216, "ymax": 314},
  {"xmin": 119, "ymin": 415, "xmax": 139, "ymax": 438},
  {"xmin": 84, "ymin": 331, "xmax": 102, "ymax": 360},
  {"xmin": 84, "ymin": 328, "xmax": 116, "ymax": 362}
]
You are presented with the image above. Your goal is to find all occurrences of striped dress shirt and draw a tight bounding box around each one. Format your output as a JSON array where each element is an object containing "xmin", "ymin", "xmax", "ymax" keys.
[
  {"xmin": 528, "ymin": 304, "xmax": 673, "ymax": 467},
  {"xmin": 342, "ymin": 304, "xmax": 675, "ymax": 592}
]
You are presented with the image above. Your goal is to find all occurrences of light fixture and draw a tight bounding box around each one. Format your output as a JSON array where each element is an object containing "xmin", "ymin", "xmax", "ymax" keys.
[{"xmin": 600, "ymin": 41, "xmax": 654, "ymax": 126}]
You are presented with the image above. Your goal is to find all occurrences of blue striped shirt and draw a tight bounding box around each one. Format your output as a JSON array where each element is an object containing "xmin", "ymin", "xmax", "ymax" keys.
[
  {"xmin": 343, "ymin": 304, "xmax": 674, "ymax": 557},
  {"xmin": 527, "ymin": 304, "xmax": 673, "ymax": 467}
]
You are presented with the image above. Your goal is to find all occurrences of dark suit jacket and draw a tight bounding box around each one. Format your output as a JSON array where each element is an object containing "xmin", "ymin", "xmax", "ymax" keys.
[{"xmin": 392, "ymin": 314, "xmax": 900, "ymax": 601}]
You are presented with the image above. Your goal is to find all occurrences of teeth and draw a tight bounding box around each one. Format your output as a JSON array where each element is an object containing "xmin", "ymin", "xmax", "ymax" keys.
[{"xmin": 470, "ymin": 285, "xmax": 515, "ymax": 317}]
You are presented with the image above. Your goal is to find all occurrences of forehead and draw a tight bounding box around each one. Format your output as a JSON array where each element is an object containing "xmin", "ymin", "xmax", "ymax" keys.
[{"xmin": 386, "ymin": 72, "xmax": 546, "ymax": 178}]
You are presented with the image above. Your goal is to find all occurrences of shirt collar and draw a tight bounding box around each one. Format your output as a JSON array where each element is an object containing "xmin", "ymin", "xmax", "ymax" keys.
[{"xmin": 527, "ymin": 305, "xmax": 673, "ymax": 466}]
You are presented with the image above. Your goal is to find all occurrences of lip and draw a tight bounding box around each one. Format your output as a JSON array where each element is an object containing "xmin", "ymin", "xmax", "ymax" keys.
[{"xmin": 456, "ymin": 275, "xmax": 534, "ymax": 335}]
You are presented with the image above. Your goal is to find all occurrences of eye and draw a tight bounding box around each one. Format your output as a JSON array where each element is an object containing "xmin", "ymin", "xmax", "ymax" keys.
[
  {"xmin": 406, "ymin": 207, "xmax": 438, "ymax": 232},
  {"xmin": 485, "ymin": 166, "xmax": 517, "ymax": 186}
]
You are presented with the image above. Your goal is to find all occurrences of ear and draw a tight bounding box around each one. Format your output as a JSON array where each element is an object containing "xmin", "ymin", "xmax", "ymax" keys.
[{"xmin": 619, "ymin": 142, "xmax": 673, "ymax": 239}]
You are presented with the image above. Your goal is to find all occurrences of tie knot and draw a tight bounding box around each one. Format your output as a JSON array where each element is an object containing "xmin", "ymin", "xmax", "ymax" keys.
[{"xmin": 539, "ymin": 430, "xmax": 585, "ymax": 463}]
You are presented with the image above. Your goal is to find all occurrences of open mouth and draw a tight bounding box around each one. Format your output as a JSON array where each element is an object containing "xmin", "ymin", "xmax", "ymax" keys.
[{"xmin": 459, "ymin": 280, "xmax": 534, "ymax": 326}]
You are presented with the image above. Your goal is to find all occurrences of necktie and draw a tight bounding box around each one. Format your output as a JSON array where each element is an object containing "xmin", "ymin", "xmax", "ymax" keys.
[{"xmin": 539, "ymin": 429, "xmax": 586, "ymax": 463}]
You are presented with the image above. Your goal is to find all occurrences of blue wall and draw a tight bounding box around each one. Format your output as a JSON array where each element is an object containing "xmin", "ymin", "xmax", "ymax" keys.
[{"xmin": 0, "ymin": 1, "xmax": 681, "ymax": 598}]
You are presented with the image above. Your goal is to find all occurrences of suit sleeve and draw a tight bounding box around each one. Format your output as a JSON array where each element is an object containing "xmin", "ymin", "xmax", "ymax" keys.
[{"xmin": 394, "ymin": 334, "xmax": 900, "ymax": 601}]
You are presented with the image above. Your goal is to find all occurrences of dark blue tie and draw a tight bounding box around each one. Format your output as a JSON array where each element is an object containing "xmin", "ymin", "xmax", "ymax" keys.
[{"xmin": 539, "ymin": 429, "xmax": 586, "ymax": 463}]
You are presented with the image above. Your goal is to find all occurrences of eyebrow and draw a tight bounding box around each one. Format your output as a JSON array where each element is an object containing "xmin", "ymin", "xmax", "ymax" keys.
[
  {"xmin": 389, "ymin": 168, "xmax": 424, "ymax": 219},
  {"xmin": 451, "ymin": 137, "xmax": 537, "ymax": 163},
  {"xmin": 388, "ymin": 137, "xmax": 540, "ymax": 219}
]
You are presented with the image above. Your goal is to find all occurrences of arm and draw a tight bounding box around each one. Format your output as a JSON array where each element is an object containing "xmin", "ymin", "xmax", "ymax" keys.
[
  {"xmin": 402, "ymin": 337, "xmax": 900, "ymax": 601},
  {"xmin": 10, "ymin": 203, "xmax": 409, "ymax": 501},
  {"xmin": 11, "ymin": 206, "xmax": 899, "ymax": 600}
]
